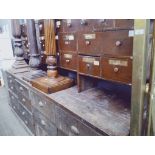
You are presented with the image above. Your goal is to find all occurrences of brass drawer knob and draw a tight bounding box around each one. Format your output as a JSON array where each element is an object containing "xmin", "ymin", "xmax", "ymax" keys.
[
  {"xmin": 13, "ymin": 106, "xmax": 16, "ymax": 109},
  {"xmin": 39, "ymin": 101, "xmax": 44, "ymax": 107},
  {"xmin": 41, "ymin": 120, "xmax": 46, "ymax": 126},
  {"xmin": 9, "ymin": 80, "xmax": 12, "ymax": 83},
  {"xmin": 66, "ymin": 59, "xmax": 70, "ymax": 63},
  {"xmin": 85, "ymin": 40, "xmax": 90, "ymax": 45},
  {"xmin": 19, "ymin": 86, "xmax": 23, "ymax": 91},
  {"xmin": 11, "ymin": 86, "xmax": 13, "ymax": 90},
  {"xmin": 22, "ymin": 111, "xmax": 25, "ymax": 115},
  {"xmin": 114, "ymin": 67, "xmax": 119, "ymax": 73},
  {"xmin": 115, "ymin": 41, "xmax": 122, "ymax": 47},
  {"xmin": 22, "ymin": 98, "xmax": 26, "ymax": 102},
  {"xmin": 70, "ymin": 125, "xmax": 79, "ymax": 135}
]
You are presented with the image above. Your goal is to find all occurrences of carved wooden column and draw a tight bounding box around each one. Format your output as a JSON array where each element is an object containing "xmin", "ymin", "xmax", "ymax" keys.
[
  {"xmin": 23, "ymin": 19, "xmax": 46, "ymax": 81},
  {"xmin": 31, "ymin": 19, "xmax": 73, "ymax": 94},
  {"xmin": 11, "ymin": 19, "xmax": 29, "ymax": 73}
]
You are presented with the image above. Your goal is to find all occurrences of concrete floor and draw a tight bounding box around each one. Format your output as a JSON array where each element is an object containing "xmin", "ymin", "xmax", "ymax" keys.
[{"xmin": 0, "ymin": 86, "xmax": 31, "ymax": 136}]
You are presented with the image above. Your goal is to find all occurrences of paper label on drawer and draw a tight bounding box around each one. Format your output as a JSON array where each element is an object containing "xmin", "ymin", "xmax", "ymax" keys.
[
  {"xmin": 82, "ymin": 57, "xmax": 95, "ymax": 63},
  {"xmin": 135, "ymin": 29, "xmax": 144, "ymax": 35},
  {"xmin": 109, "ymin": 59, "xmax": 128, "ymax": 66},
  {"xmin": 128, "ymin": 30, "xmax": 134, "ymax": 37},
  {"xmin": 63, "ymin": 35, "xmax": 74, "ymax": 41},
  {"xmin": 84, "ymin": 34, "xmax": 96, "ymax": 40},
  {"xmin": 94, "ymin": 61, "xmax": 99, "ymax": 66},
  {"xmin": 64, "ymin": 54, "xmax": 72, "ymax": 59}
]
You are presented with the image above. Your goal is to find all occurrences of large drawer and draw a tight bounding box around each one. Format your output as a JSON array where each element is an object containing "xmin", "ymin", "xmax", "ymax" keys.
[
  {"xmin": 60, "ymin": 51, "xmax": 77, "ymax": 71},
  {"xmin": 30, "ymin": 91, "xmax": 55, "ymax": 123},
  {"xmin": 15, "ymin": 79, "xmax": 29, "ymax": 98},
  {"xmin": 58, "ymin": 32, "xmax": 77, "ymax": 52},
  {"xmin": 78, "ymin": 55, "xmax": 101, "ymax": 77},
  {"xmin": 78, "ymin": 31, "xmax": 133, "ymax": 56},
  {"xmin": 101, "ymin": 56, "xmax": 132, "ymax": 84},
  {"xmin": 33, "ymin": 108, "xmax": 57, "ymax": 136},
  {"xmin": 55, "ymin": 106, "xmax": 100, "ymax": 136}
]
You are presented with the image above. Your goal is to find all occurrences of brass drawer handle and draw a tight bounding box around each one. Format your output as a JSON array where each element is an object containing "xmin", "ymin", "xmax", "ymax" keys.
[
  {"xmin": 114, "ymin": 67, "xmax": 119, "ymax": 73},
  {"xmin": 19, "ymin": 86, "xmax": 24, "ymax": 91},
  {"xmin": 41, "ymin": 119, "xmax": 46, "ymax": 126},
  {"xmin": 39, "ymin": 101, "xmax": 44, "ymax": 107},
  {"xmin": 70, "ymin": 125, "xmax": 79, "ymax": 135}
]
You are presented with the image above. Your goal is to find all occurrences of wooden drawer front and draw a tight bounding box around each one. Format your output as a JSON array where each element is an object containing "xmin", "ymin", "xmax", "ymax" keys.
[
  {"xmin": 59, "ymin": 19, "xmax": 80, "ymax": 33},
  {"xmin": 9, "ymin": 91, "xmax": 17, "ymax": 104},
  {"xmin": 15, "ymin": 80, "xmax": 29, "ymax": 98},
  {"xmin": 55, "ymin": 106, "xmax": 99, "ymax": 136},
  {"xmin": 33, "ymin": 109, "xmax": 57, "ymax": 135},
  {"xmin": 78, "ymin": 56, "xmax": 101, "ymax": 77},
  {"xmin": 7, "ymin": 75, "xmax": 16, "ymax": 92},
  {"xmin": 78, "ymin": 32, "xmax": 103, "ymax": 55},
  {"xmin": 18, "ymin": 103, "xmax": 35, "ymax": 134},
  {"xmin": 80, "ymin": 19, "xmax": 115, "ymax": 32},
  {"xmin": 35, "ymin": 123, "xmax": 49, "ymax": 136},
  {"xmin": 115, "ymin": 19, "xmax": 134, "ymax": 29},
  {"xmin": 18, "ymin": 94, "xmax": 32, "ymax": 112},
  {"xmin": 101, "ymin": 30, "xmax": 133, "ymax": 56},
  {"xmin": 60, "ymin": 52, "xmax": 77, "ymax": 71},
  {"xmin": 58, "ymin": 33, "xmax": 77, "ymax": 52},
  {"xmin": 31, "ymin": 91, "xmax": 55, "ymax": 123},
  {"xmin": 101, "ymin": 57, "xmax": 132, "ymax": 84},
  {"xmin": 18, "ymin": 102, "xmax": 33, "ymax": 123}
]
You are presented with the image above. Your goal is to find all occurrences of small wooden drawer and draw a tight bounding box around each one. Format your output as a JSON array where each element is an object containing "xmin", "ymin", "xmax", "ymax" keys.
[
  {"xmin": 15, "ymin": 79, "xmax": 29, "ymax": 98},
  {"xmin": 7, "ymin": 74, "xmax": 17, "ymax": 92},
  {"xmin": 78, "ymin": 55, "xmax": 101, "ymax": 77},
  {"xmin": 8, "ymin": 90, "xmax": 18, "ymax": 105},
  {"xmin": 60, "ymin": 51, "xmax": 77, "ymax": 71},
  {"xmin": 55, "ymin": 106, "xmax": 100, "ymax": 136},
  {"xmin": 115, "ymin": 19, "xmax": 134, "ymax": 29},
  {"xmin": 30, "ymin": 91, "xmax": 55, "ymax": 123},
  {"xmin": 78, "ymin": 32, "xmax": 103, "ymax": 56},
  {"xmin": 101, "ymin": 57, "xmax": 132, "ymax": 84},
  {"xmin": 18, "ymin": 94, "xmax": 32, "ymax": 112},
  {"xmin": 100, "ymin": 30, "xmax": 133, "ymax": 56},
  {"xmin": 58, "ymin": 32, "xmax": 77, "ymax": 52},
  {"xmin": 33, "ymin": 108, "xmax": 57, "ymax": 136},
  {"xmin": 60, "ymin": 19, "xmax": 80, "ymax": 33},
  {"xmin": 79, "ymin": 19, "xmax": 115, "ymax": 32},
  {"xmin": 18, "ymin": 102, "xmax": 35, "ymax": 134}
]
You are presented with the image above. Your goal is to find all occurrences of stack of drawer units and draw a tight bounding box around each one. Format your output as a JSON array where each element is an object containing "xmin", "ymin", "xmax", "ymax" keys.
[
  {"xmin": 6, "ymin": 72, "xmax": 35, "ymax": 134},
  {"xmin": 57, "ymin": 19, "xmax": 133, "ymax": 85}
]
